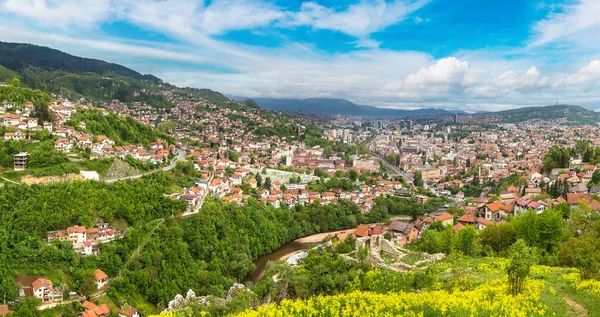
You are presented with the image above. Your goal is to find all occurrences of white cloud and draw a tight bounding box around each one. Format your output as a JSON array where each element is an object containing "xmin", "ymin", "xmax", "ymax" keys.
[
  {"xmin": 562, "ymin": 60, "xmax": 600, "ymax": 86},
  {"xmin": 4, "ymin": 0, "xmax": 600, "ymax": 111},
  {"xmin": 382, "ymin": 57, "xmax": 477, "ymax": 99},
  {"xmin": 2, "ymin": 0, "xmax": 120, "ymax": 27},
  {"xmin": 282, "ymin": 0, "xmax": 429, "ymax": 36},
  {"xmin": 531, "ymin": 0, "xmax": 600, "ymax": 46}
]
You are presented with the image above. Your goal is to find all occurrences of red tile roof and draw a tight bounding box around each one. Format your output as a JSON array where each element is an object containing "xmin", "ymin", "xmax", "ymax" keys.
[
  {"xmin": 354, "ymin": 224, "xmax": 370, "ymax": 237},
  {"xmin": 94, "ymin": 269, "xmax": 108, "ymax": 281}
]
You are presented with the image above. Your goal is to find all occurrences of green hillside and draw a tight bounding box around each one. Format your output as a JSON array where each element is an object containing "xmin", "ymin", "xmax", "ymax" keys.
[
  {"xmin": 470, "ymin": 105, "xmax": 600, "ymax": 125},
  {"xmin": 0, "ymin": 41, "xmax": 173, "ymax": 108}
]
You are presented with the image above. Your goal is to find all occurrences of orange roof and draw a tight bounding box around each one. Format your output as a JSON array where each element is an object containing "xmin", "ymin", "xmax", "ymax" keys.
[
  {"xmin": 94, "ymin": 269, "xmax": 108, "ymax": 281},
  {"xmin": 500, "ymin": 203, "xmax": 514, "ymax": 213},
  {"xmin": 354, "ymin": 224, "xmax": 370, "ymax": 237},
  {"xmin": 477, "ymin": 217, "xmax": 494, "ymax": 226},
  {"xmin": 0, "ymin": 305, "xmax": 12, "ymax": 316},
  {"xmin": 32, "ymin": 278, "xmax": 53, "ymax": 291},
  {"xmin": 566, "ymin": 193, "xmax": 592, "ymax": 205},
  {"xmin": 433, "ymin": 212, "xmax": 454, "ymax": 221},
  {"xmin": 119, "ymin": 306, "xmax": 138, "ymax": 317},
  {"xmin": 92, "ymin": 304, "xmax": 110, "ymax": 316},
  {"xmin": 458, "ymin": 213, "xmax": 476, "ymax": 223},
  {"xmin": 67, "ymin": 225, "xmax": 86, "ymax": 233},
  {"xmin": 486, "ymin": 200, "xmax": 505, "ymax": 212},
  {"xmin": 82, "ymin": 301, "xmax": 97, "ymax": 310},
  {"xmin": 454, "ymin": 223, "xmax": 464, "ymax": 233},
  {"xmin": 590, "ymin": 200, "xmax": 600, "ymax": 212}
]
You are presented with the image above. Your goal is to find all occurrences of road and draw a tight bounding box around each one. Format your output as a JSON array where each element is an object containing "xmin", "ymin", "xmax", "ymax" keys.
[
  {"xmin": 1, "ymin": 150, "xmax": 186, "ymax": 186},
  {"xmin": 369, "ymin": 150, "xmax": 414, "ymax": 184},
  {"xmin": 104, "ymin": 150, "xmax": 185, "ymax": 183}
]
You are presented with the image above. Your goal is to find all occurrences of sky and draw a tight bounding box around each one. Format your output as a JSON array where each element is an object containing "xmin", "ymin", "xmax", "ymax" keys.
[{"xmin": 1, "ymin": 0, "xmax": 600, "ymax": 112}]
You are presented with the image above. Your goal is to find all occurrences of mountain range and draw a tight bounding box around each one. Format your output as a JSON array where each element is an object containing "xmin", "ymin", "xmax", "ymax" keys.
[
  {"xmin": 235, "ymin": 97, "xmax": 468, "ymax": 118},
  {"xmin": 0, "ymin": 41, "xmax": 598, "ymax": 125}
]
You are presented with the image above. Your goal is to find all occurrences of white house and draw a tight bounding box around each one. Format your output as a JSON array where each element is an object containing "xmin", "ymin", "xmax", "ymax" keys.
[
  {"xmin": 94, "ymin": 269, "xmax": 109, "ymax": 289},
  {"xmin": 32, "ymin": 278, "xmax": 54, "ymax": 303},
  {"xmin": 67, "ymin": 225, "xmax": 87, "ymax": 244}
]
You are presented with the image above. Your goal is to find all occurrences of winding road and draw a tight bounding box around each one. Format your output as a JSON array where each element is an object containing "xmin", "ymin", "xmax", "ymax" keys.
[
  {"xmin": 104, "ymin": 150, "xmax": 185, "ymax": 183},
  {"xmin": 1, "ymin": 150, "xmax": 186, "ymax": 186}
]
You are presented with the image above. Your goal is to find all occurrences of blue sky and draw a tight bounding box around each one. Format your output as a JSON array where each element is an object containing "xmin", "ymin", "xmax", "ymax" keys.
[{"xmin": 0, "ymin": 0, "xmax": 600, "ymax": 111}]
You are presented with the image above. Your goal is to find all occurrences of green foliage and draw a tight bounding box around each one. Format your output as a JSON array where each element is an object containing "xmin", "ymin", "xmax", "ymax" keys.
[
  {"xmin": 0, "ymin": 65, "xmax": 19, "ymax": 83},
  {"xmin": 559, "ymin": 232, "xmax": 600, "ymax": 280},
  {"xmin": 0, "ymin": 139, "xmax": 26, "ymax": 168},
  {"xmin": 511, "ymin": 208, "xmax": 566, "ymax": 255},
  {"xmin": 480, "ymin": 223, "xmax": 517, "ymax": 256},
  {"xmin": 78, "ymin": 158, "xmax": 114, "ymax": 176},
  {"xmin": 413, "ymin": 170, "xmax": 423, "ymax": 187},
  {"xmin": 427, "ymin": 221, "xmax": 445, "ymax": 232},
  {"xmin": 506, "ymin": 240, "xmax": 536, "ymax": 295},
  {"xmin": 124, "ymin": 154, "xmax": 156, "ymax": 171},
  {"xmin": 455, "ymin": 225, "xmax": 480, "ymax": 256},
  {"xmin": 542, "ymin": 146, "xmax": 573, "ymax": 173},
  {"xmin": 27, "ymin": 140, "xmax": 69, "ymax": 168},
  {"xmin": 112, "ymin": 199, "xmax": 368, "ymax": 306},
  {"xmin": 228, "ymin": 151, "xmax": 240, "ymax": 162},
  {"xmin": 418, "ymin": 225, "xmax": 454, "ymax": 254},
  {"xmin": 66, "ymin": 109, "xmax": 160, "ymax": 145},
  {"xmin": 0, "ymin": 85, "xmax": 52, "ymax": 121}
]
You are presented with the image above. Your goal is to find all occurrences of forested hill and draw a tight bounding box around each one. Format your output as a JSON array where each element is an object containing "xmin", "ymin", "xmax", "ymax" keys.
[
  {"xmin": 0, "ymin": 41, "xmax": 264, "ymax": 112},
  {"xmin": 246, "ymin": 97, "xmax": 461, "ymax": 117},
  {"xmin": 0, "ymin": 42, "xmax": 161, "ymax": 83},
  {"xmin": 464, "ymin": 105, "xmax": 600, "ymax": 125}
]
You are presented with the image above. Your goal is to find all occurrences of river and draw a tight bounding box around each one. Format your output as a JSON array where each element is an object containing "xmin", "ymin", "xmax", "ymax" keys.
[{"xmin": 245, "ymin": 229, "xmax": 355, "ymax": 283}]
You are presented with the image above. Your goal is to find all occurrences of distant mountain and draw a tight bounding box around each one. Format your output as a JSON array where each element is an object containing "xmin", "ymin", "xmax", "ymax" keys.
[
  {"xmin": 0, "ymin": 41, "xmax": 175, "ymax": 107},
  {"xmin": 0, "ymin": 42, "xmax": 271, "ymax": 113},
  {"xmin": 245, "ymin": 97, "xmax": 462, "ymax": 117},
  {"xmin": 467, "ymin": 105, "xmax": 600, "ymax": 125},
  {"xmin": 0, "ymin": 42, "xmax": 161, "ymax": 83}
]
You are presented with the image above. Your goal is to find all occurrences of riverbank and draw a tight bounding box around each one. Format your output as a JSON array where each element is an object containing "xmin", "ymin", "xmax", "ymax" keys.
[
  {"xmin": 247, "ymin": 228, "xmax": 356, "ymax": 283},
  {"xmin": 294, "ymin": 229, "xmax": 355, "ymax": 244}
]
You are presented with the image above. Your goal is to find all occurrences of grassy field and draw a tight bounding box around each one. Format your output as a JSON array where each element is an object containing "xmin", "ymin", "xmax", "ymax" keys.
[
  {"xmin": 93, "ymin": 295, "xmax": 121, "ymax": 314},
  {"xmin": 222, "ymin": 256, "xmax": 600, "ymax": 317}
]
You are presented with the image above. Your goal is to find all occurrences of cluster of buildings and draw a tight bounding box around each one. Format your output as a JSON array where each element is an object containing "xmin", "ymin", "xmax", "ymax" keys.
[
  {"xmin": 366, "ymin": 123, "xmax": 600, "ymax": 199},
  {"xmin": 0, "ymin": 101, "xmax": 50, "ymax": 140},
  {"xmin": 15, "ymin": 269, "xmax": 107, "ymax": 305},
  {"xmin": 47, "ymin": 220, "xmax": 120, "ymax": 256}
]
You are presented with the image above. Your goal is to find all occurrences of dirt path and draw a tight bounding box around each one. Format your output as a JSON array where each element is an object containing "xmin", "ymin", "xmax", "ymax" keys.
[
  {"xmin": 294, "ymin": 229, "xmax": 355, "ymax": 243},
  {"xmin": 564, "ymin": 295, "xmax": 588, "ymax": 317}
]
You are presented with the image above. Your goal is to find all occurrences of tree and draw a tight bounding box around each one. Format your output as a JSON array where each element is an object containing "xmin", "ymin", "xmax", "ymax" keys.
[
  {"xmin": 13, "ymin": 297, "xmax": 40, "ymax": 317},
  {"xmin": 592, "ymin": 169, "xmax": 600, "ymax": 186},
  {"xmin": 511, "ymin": 208, "xmax": 565, "ymax": 254},
  {"xmin": 427, "ymin": 221, "xmax": 445, "ymax": 232},
  {"xmin": 558, "ymin": 234, "xmax": 600, "ymax": 279},
  {"xmin": 256, "ymin": 172, "xmax": 262, "ymax": 187},
  {"xmin": 418, "ymin": 229, "xmax": 445, "ymax": 254},
  {"xmin": 567, "ymin": 201, "xmax": 600, "ymax": 235},
  {"xmin": 413, "ymin": 170, "xmax": 423, "ymax": 187},
  {"xmin": 228, "ymin": 151, "xmax": 240, "ymax": 162},
  {"xmin": 264, "ymin": 177, "xmax": 272, "ymax": 190},
  {"xmin": 10, "ymin": 77, "xmax": 20, "ymax": 88},
  {"xmin": 455, "ymin": 225, "xmax": 479, "ymax": 256},
  {"xmin": 480, "ymin": 223, "xmax": 516, "ymax": 255},
  {"xmin": 506, "ymin": 240, "xmax": 536, "ymax": 295},
  {"xmin": 348, "ymin": 170, "xmax": 358, "ymax": 182}
]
